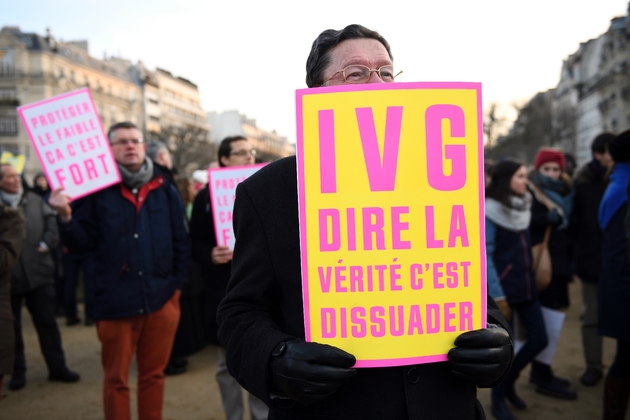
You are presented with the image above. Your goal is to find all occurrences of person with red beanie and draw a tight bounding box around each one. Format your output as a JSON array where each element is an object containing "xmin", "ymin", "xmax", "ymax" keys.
[
  {"xmin": 528, "ymin": 147, "xmax": 577, "ymax": 400},
  {"xmin": 534, "ymin": 148, "xmax": 566, "ymax": 173}
]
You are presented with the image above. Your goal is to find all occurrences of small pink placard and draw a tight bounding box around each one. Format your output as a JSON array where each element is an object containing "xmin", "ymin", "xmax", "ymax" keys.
[
  {"xmin": 208, "ymin": 163, "xmax": 267, "ymax": 249},
  {"xmin": 17, "ymin": 88, "xmax": 120, "ymax": 199}
]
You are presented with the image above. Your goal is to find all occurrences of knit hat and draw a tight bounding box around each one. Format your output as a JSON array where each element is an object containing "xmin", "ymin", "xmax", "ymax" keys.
[{"xmin": 534, "ymin": 148, "xmax": 565, "ymax": 171}]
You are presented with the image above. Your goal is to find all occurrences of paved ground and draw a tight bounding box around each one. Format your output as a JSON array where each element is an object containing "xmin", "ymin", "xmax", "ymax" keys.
[{"xmin": 0, "ymin": 280, "xmax": 627, "ymax": 419}]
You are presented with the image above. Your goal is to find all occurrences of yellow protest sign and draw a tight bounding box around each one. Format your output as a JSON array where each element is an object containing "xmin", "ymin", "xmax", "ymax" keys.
[
  {"xmin": 296, "ymin": 82, "xmax": 486, "ymax": 367},
  {"xmin": 1, "ymin": 152, "xmax": 26, "ymax": 174}
]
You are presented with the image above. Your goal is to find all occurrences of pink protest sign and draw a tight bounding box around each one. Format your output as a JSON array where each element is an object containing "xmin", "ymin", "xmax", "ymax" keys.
[
  {"xmin": 208, "ymin": 163, "xmax": 267, "ymax": 249},
  {"xmin": 17, "ymin": 88, "xmax": 120, "ymax": 199}
]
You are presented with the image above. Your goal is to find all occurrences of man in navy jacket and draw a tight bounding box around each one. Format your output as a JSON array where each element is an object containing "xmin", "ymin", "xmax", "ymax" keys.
[{"xmin": 49, "ymin": 121, "xmax": 190, "ymax": 420}]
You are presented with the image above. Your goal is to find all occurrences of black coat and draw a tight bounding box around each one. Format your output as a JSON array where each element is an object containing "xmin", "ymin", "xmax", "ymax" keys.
[
  {"xmin": 189, "ymin": 185, "xmax": 231, "ymax": 346},
  {"xmin": 598, "ymin": 202, "xmax": 630, "ymax": 342},
  {"xmin": 570, "ymin": 162, "xmax": 606, "ymax": 283},
  {"xmin": 529, "ymin": 187, "xmax": 571, "ymax": 276},
  {"xmin": 217, "ymin": 157, "xmax": 510, "ymax": 420},
  {"xmin": 626, "ymin": 183, "xmax": 630, "ymax": 261}
]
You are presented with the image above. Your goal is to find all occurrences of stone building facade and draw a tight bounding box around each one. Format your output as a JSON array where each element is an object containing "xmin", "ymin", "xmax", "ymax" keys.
[
  {"xmin": 0, "ymin": 26, "xmax": 143, "ymax": 178},
  {"xmin": 490, "ymin": 5, "xmax": 630, "ymax": 165},
  {"xmin": 0, "ymin": 26, "xmax": 209, "ymax": 179}
]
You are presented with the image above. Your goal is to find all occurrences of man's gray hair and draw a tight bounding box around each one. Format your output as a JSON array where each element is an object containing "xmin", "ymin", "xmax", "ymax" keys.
[{"xmin": 146, "ymin": 140, "xmax": 168, "ymax": 161}]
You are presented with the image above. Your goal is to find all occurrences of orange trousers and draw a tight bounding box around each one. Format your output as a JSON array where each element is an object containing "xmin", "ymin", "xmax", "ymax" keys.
[{"xmin": 96, "ymin": 290, "xmax": 180, "ymax": 420}]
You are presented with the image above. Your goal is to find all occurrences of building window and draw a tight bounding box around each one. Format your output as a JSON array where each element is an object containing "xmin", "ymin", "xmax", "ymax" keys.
[
  {"xmin": 0, "ymin": 89, "xmax": 16, "ymax": 100},
  {"xmin": 0, "ymin": 116, "xmax": 18, "ymax": 136},
  {"xmin": 0, "ymin": 143, "xmax": 19, "ymax": 154}
]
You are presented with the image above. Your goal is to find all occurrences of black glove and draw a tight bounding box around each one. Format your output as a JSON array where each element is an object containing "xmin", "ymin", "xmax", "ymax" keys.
[
  {"xmin": 269, "ymin": 339, "xmax": 357, "ymax": 406},
  {"xmin": 546, "ymin": 209, "xmax": 562, "ymax": 226},
  {"xmin": 447, "ymin": 324, "xmax": 512, "ymax": 388}
]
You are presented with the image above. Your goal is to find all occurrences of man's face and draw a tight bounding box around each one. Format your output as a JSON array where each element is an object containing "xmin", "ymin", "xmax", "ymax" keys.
[
  {"xmin": 221, "ymin": 140, "xmax": 255, "ymax": 167},
  {"xmin": 321, "ymin": 38, "xmax": 393, "ymax": 86},
  {"xmin": 594, "ymin": 150, "xmax": 613, "ymax": 169},
  {"xmin": 110, "ymin": 128, "xmax": 146, "ymax": 172},
  {"xmin": 0, "ymin": 165, "xmax": 21, "ymax": 194}
]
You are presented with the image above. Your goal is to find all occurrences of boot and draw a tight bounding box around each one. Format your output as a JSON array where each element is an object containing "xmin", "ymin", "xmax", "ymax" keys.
[
  {"xmin": 8, "ymin": 370, "xmax": 26, "ymax": 390},
  {"xmin": 603, "ymin": 375, "xmax": 630, "ymax": 420},
  {"xmin": 580, "ymin": 366, "xmax": 603, "ymax": 387}
]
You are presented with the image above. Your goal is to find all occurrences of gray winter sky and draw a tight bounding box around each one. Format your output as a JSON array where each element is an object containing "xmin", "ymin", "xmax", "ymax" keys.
[{"xmin": 4, "ymin": 0, "xmax": 629, "ymax": 141}]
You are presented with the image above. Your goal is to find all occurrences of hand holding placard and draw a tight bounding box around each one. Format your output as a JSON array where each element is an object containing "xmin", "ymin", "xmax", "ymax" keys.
[
  {"xmin": 211, "ymin": 246, "xmax": 233, "ymax": 265},
  {"xmin": 447, "ymin": 324, "xmax": 512, "ymax": 387},
  {"xmin": 49, "ymin": 188, "xmax": 73, "ymax": 222},
  {"xmin": 269, "ymin": 339, "xmax": 357, "ymax": 406}
]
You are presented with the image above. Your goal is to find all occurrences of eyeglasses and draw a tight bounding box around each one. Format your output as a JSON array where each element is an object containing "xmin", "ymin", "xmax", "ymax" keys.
[
  {"xmin": 322, "ymin": 65, "xmax": 403, "ymax": 85},
  {"xmin": 230, "ymin": 149, "xmax": 257, "ymax": 157},
  {"xmin": 111, "ymin": 138, "xmax": 143, "ymax": 147}
]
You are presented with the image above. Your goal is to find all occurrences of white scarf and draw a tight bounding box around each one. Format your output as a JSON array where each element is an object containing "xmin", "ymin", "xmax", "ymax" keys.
[
  {"xmin": 485, "ymin": 193, "xmax": 532, "ymax": 232},
  {"xmin": 0, "ymin": 188, "xmax": 23, "ymax": 209}
]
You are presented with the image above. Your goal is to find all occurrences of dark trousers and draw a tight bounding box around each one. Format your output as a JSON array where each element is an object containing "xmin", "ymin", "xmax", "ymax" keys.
[
  {"xmin": 63, "ymin": 253, "xmax": 93, "ymax": 320},
  {"xmin": 493, "ymin": 299, "xmax": 548, "ymax": 399},
  {"xmin": 538, "ymin": 273, "xmax": 571, "ymax": 310},
  {"xmin": 51, "ymin": 247, "xmax": 65, "ymax": 313},
  {"xmin": 11, "ymin": 284, "xmax": 68, "ymax": 375}
]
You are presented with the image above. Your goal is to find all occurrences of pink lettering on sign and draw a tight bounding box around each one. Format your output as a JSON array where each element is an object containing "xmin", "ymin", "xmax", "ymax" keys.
[
  {"xmin": 319, "ymin": 301, "xmax": 475, "ymax": 339},
  {"xmin": 355, "ymin": 106, "xmax": 403, "ymax": 192},
  {"xmin": 319, "ymin": 209, "xmax": 340, "ymax": 251},
  {"xmin": 425, "ymin": 205, "xmax": 469, "ymax": 249},
  {"xmin": 318, "ymin": 206, "xmax": 412, "ymax": 252},
  {"xmin": 425, "ymin": 206, "xmax": 443, "ymax": 248},
  {"xmin": 222, "ymin": 229, "xmax": 231, "ymax": 246},
  {"xmin": 425, "ymin": 104, "xmax": 466, "ymax": 191},
  {"xmin": 391, "ymin": 206, "xmax": 411, "ymax": 249},
  {"xmin": 321, "ymin": 308, "xmax": 336, "ymax": 338},
  {"xmin": 318, "ymin": 110, "xmax": 337, "ymax": 194},
  {"xmin": 318, "ymin": 106, "xmax": 403, "ymax": 194},
  {"xmin": 448, "ymin": 205, "xmax": 469, "ymax": 247},
  {"xmin": 362, "ymin": 207, "xmax": 385, "ymax": 251},
  {"xmin": 351, "ymin": 307, "xmax": 367, "ymax": 338}
]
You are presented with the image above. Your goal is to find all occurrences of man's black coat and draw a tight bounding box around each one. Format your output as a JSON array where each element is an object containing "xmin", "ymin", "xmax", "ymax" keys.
[{"xmin": 217, "ymin": 156, "xmax": 511, "ymax": 420}]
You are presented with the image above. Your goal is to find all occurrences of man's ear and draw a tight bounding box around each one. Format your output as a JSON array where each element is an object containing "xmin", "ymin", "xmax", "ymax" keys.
[{"xmin": 220, "ymin": 156, "xmax": 229, "ymax": 167}]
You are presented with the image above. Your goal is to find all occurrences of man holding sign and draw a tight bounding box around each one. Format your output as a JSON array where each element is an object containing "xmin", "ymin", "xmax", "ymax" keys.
[
  {"xmin": 217, "ymin": 25, "xmax": 512, "ymax": 419},
  {"xmin": 190, "ymin": 136, "xmax": 268, "ymax": 420},
  {"xmin": 49, "ymin": 121, "xmax": 190, "ymax": 420}
]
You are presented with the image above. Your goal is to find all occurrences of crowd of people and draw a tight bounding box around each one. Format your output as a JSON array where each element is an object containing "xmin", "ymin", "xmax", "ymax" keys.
[
  {"xmin": 485, "ymin": 132, "xmax": 630, "ymax": 420},
  {"xmin": 0, "ymin": 23, "xmax": 628, "ymax": 420}
]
